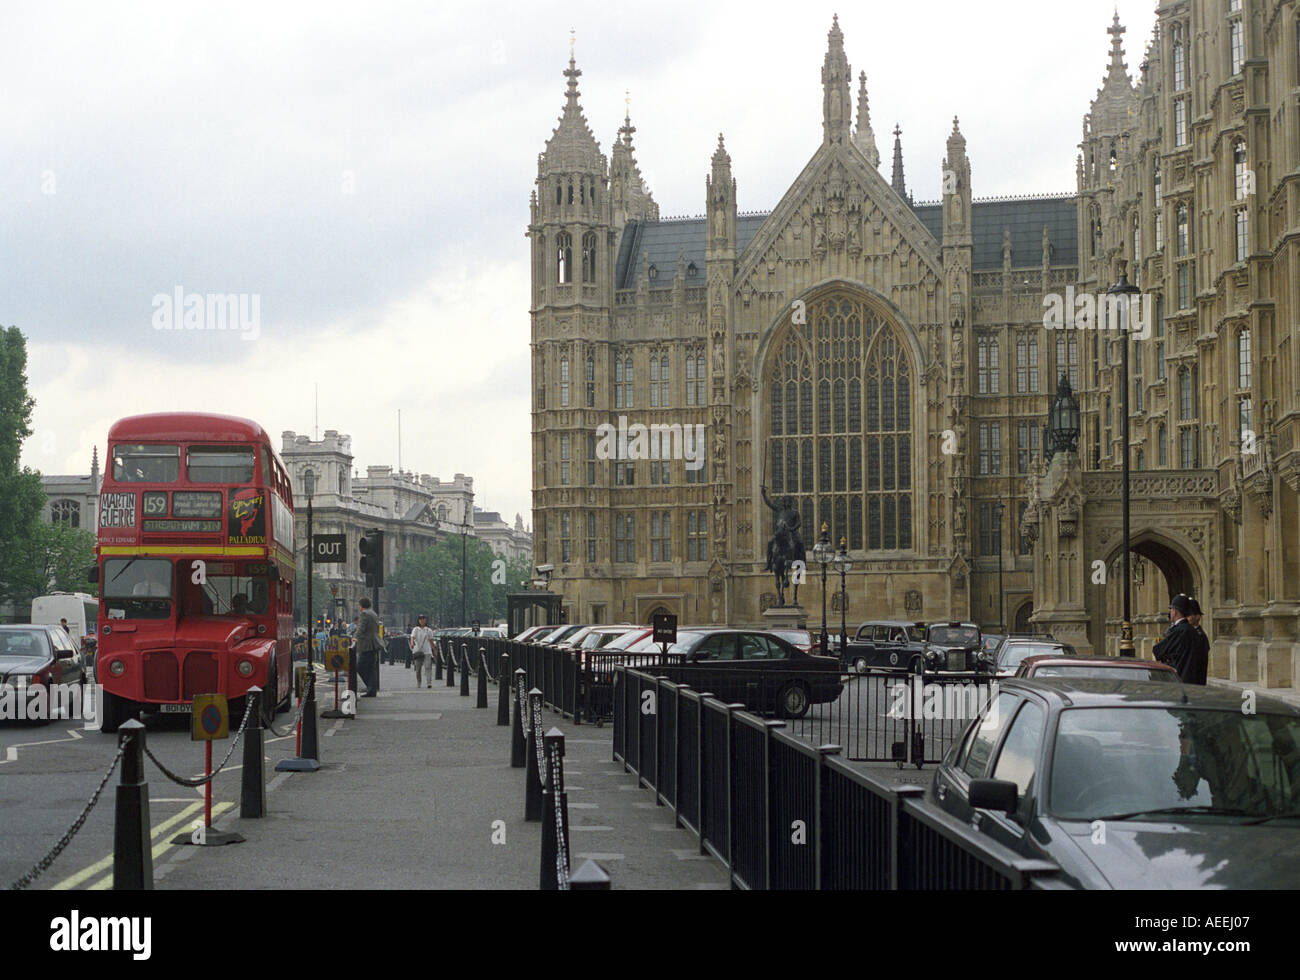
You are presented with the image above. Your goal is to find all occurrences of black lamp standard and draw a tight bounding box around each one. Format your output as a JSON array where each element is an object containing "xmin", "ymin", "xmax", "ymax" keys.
[
  {"xmin": 992, "ymin": 501, "xmax": 1005, "ymax": 633},
  {"xmin": 813, "ymin": 523, "xmax": 832, "ymax": 654},
  {"xmin": 833, "ymin": 537, "xmax": 852, "ymax": 651},
  {"xmin": 1108, "ymin": 261, "xmax": 1139, "ymax": 655},
  {"xmin": 460, "ymin": 521, "xmax": 469, "ymax": 628}
]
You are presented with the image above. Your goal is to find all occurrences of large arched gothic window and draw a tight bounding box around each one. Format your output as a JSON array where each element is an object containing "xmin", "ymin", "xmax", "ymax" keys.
[
  {"xmin": 556, "ymin": 232, "xmax": 573, "ymax": 284},
  {"xmin": 581, "ymin": 232, "xmax": 597, "ymax": 283},
  {"xmin": 767, "ymin": 293, "xmax": 912, "ymax": 552},
  {"xmin": 51, "ymin": 499, "xmax": 80, "ymax": 527}
]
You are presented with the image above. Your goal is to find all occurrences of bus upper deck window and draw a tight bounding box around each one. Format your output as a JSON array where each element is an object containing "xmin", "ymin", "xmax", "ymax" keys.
[
  {"xmin": 187, "ymin": 446, "xmax": 255, "ymax": 483},
  {"xmin": 113, "ymin": 444, "xmax": 180, "ymax": 483}
]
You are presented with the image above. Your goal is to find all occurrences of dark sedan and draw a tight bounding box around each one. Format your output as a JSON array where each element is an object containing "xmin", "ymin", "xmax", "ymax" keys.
[
  {"xmin": 1015, "ymin": 655, "xmax": 1178, "ymax": 682},
  {"xmin": 654, "ymin": 629, "xmax": 843, "ymax": 719},
  {"xmin": 923, "ymin": 622, "xmax": 984, "ymax": 673},
  {"xmin": 928, "ymin": 678, "xmax": 1300, "ymax": 888},
  {"xmin": 0, "ymin": 625, "xmax": 87, "ymax": 724},
  {"xmin": 839, "ymin": 621, "xmax": 927, "ymax": 672}
]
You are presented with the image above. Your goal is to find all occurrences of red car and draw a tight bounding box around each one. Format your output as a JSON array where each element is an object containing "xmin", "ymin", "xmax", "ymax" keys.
[{"xmin": 1014, "ymin": 655, "xmax": 1179, "ymax": 682}]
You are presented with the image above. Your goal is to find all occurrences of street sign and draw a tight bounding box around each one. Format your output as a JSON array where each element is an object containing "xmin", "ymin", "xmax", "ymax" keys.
[
  {"xmin": 312, "ymin": 534, "xmax": 347, "ymax": 564},
  {"xmin": 191, "ymin": 694, "xmax": 229, "ymax": 741},
  {"xmin": 652, "ymin": 612, "xmax": 677, "ymax": 645},
  {"xmin": 325, "ymin": 647, "xmax": 350, "ymax": 673}
]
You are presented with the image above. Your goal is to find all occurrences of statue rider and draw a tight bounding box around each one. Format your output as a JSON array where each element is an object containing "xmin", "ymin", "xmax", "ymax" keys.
[{"xmin": 761, "ymin": 486, "xmax": 805, "ymax": 572}]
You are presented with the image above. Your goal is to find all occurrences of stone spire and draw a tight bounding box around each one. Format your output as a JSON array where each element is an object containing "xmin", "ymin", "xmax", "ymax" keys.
[
  {"xmin": 1105, "ymin": 9, "xmax": 1129, "ymax": 85},
  {"xmin": 821, "ymin": 14, "xmax": 852, "ymax": 145},
  {"xmin": 610, "ymin": 90, "xmax": 657, "ymax": 226},
  {"xmin": 854, "ymin": 71, "xmax": 880, "ymax": 168},
  {"xmin": 90, "ymin": 445, "xmax": 100, "ymax": 488},
  {"xmin": 539, "ymin": 36, "xmax": 604, "ymax": 176},
  {"xmin": 890, "ymin": 124, "xmax": 908, "ymax": 200},
  {"xmin": 707, "ymin": 133, "xmax": 737, "ymax": 260}
]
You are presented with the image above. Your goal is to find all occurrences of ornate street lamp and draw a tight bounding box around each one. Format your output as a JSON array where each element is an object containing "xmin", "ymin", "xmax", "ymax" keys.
[
  {"xmin": 1048, "ymin": 374, "xmax": 1081, "ymax": 456},
  {"xmin": 812, "ymin": 523, "xmax": 833, "ymax": 655},
  {"xmin": 833, "ymin": 537, "xmax": 852, "ymax": 651},
  {"xmin": 1108, "ymin": 261, "xmax": 1140, "ymax": 655}
]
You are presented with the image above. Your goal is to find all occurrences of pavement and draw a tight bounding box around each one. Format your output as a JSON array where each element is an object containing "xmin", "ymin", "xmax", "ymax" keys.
[
  {"xmin": 1208, "ymin": 677, "xmax": 1300, "ymax": 709},
  {"xmin": 153, "ymin": 662, "xmax": 728, "ymax": 890}
]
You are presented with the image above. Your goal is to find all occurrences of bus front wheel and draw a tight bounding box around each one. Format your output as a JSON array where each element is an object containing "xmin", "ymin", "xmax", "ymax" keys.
[{"xmin": 99, "ymin": 690, "xmax": 129, "ymax": 734}]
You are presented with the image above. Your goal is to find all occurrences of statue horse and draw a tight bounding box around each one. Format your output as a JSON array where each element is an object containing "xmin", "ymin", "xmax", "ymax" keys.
[{"xmin": 766, "ymin": 526, "xmax": 807, "ymax": 607}]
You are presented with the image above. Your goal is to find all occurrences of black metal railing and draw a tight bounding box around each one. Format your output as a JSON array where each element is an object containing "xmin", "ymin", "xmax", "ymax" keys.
[{"xmin": 611, "ymin": 665, "xmax": 1061, "ymax": 890}]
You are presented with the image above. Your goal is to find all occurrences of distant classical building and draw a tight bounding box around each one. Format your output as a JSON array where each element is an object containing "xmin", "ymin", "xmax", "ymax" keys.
[
  {"xmin": 281, "ymin": 429, "xmax": 480, "ymax": 626},
  {"xmin": 41, "ymin": 448, "xmax": 102, "ymax": 531},
  {"xmin": 473, "ymin": 508, "xmax": 533, "ymax": 564}
]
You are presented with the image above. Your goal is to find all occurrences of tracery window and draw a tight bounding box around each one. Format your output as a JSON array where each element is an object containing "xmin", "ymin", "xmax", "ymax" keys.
[
  {"xmin": 51, "ymin": 499, "xmax": 80, "ymax": 527},
  {"xmin": 767, "ymin": 294, "xmax": 910, "ymax": 552}
]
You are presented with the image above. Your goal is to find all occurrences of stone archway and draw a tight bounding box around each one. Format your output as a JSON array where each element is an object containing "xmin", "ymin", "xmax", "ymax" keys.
[
  {"xmin": 646, "ymin": 604, "xmax": 673, "ymax": 625},
  {"xmin": 1013, "ymin": 601, "xmax": 1034, "ymax": 633},
  {"xmin": 1099, "ymin": 529, "xmax": 1204, "ymax": 657}
]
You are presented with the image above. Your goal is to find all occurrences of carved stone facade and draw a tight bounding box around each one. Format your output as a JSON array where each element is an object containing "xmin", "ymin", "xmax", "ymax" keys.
[
  {"xmin": 1030, "ymin": 3, "xmax": 1300, "ymax": 691},
  {"xmin": 528, "ymin": 19, "xmax": 1077, "ymax": 631}
]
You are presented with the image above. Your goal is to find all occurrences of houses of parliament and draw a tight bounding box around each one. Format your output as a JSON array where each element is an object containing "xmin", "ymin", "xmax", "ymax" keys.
[{"xmin": 528, "ymin": 3, "xmax": 1300, "ymax": 691}]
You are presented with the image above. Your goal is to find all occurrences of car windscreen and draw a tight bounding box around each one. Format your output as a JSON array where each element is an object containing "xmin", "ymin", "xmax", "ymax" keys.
[
  {"xmin": 998, "ymin": 643, "xmax": 1064, "ymax": 670},
  {"xmin": 603, "ymin": 630, "xmax": 651, "ymax": 652},
  {"xmin": 929, "ymin": 626, "xmax": 979, "ymax": 647},
  {"xmin": 1049, "ymin": 706, "xmax": 1300, "ymax": 821},
  {"xmin": 0, "ymin": 629, "xmax": 51, "ymax": 658},
  {"xmin": 1034, "ymin": 665, "xmax": 1177, "ymax": 682}
]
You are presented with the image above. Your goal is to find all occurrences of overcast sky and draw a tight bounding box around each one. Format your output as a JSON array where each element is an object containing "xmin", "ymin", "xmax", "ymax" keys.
[{"xmin": 7, "ymin": 0, "xmax": 1157, "ymax": 525}]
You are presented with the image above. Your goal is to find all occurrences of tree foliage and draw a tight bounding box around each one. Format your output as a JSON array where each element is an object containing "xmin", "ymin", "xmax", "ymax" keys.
[
  {"xmin": 387, "ymin": 535, "xmax": 532, "ymax": 627},
  {"xmin": 0, "ymin": 327, "xmax": 49, "ymax": 607}
]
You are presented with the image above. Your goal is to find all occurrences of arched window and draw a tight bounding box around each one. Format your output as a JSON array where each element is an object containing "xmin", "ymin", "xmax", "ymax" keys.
[
  {"xmin": 559, "ymin": 356, "xmax": 570, "ymax": 407},
  {"xmin": 1176, "ymin": 203, "xmax": 1189, "ymax": 256},
  {"xmin": 302, "ymin": 468, "xmax": 316, "ymax": 496},
  {"xmin": 1158, "ymin": 424, "xmax": 1168, "ymax": 466},
  {"xmin": 437, "ymin": 504, "xmax": 447, "ymax": 522},
  {"xmin": 51, "ymin": 499, "xmax": 80, "ymax": 528},
  {"xmin": 566, "ymin": 181, "xmax": 573, "ymax": 205},
  {"xmin": 1153, "ymin": 162, "xmax": 1164, "ymax": 250},
  {"xmin": 555, "ymin": 181, "xmax": 562, "ymax": 206},
  {"xmin": 585, "ymin": 355, "xmax": 595, "ymax": 407},
  {"xmin": 581, "ymin": 232, "xmax": 597, "ymax": 283},
  {"xmin": 768, "ymin": 294, "xmax": 910, "ymax": 552},
  {"xmin": 1178, "ymin": 367, "xmax": 1193, "ymax": 419},
  {"xmin": 556, "ymin": 232, "xmax": 573, "ymax": 284},
  {"xmin": 1238, "ymin": 328, "xmax": 1252, "ymax": 389},
  {"xmin": 1234, "ymin": 141, "xmax": 1249, "ymax": 199}
]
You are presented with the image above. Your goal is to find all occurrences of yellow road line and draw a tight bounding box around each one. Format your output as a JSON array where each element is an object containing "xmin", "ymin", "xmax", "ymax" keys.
[
  {"xmin": 85, "ymin": 802, "xmax": 235, "ymax": 890},
  {"xmin": 53, "ymin": 800, "xmax": 206, "ymax": 889}
]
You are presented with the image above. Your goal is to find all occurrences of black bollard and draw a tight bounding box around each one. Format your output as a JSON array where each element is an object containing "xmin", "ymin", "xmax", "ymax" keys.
[
  {"xmin": 435, "ymin": 639, "xmax": 444, "ymax": 680},
  {"xmin": 540, "ymin": 727, "xmax": 567, "ymax": 890},
  {"xmin": 510, "ymin": 668, "xmax": 527, "ymax": 768},
  {"xmin": 476, "ymin": 650, "xmax": 488, "ymax": 708},
  {"xmin": 459, "ymin": 644, "xmax": 471, "ymax": 697},
  {"xmin": 570, "ymin": 859, "xmax": 611, "ymax": 890},
  {"xmin": 113, "ymin": 719, "xmax": 153, "ymax": 890},
  {"xmin": 240, "ymin": 685, "xmax": 266, "ymax": 818},
  {"xmin": 524, "ymin": 689, "xmax": 544, "ymax": 821},
  {"xmin": 497, "ymin": 653, "xmax": 511, "ymax": 726},
  {"xmin": 276, "ymin": 672, "xmax": 322, "ymax": 772},
  {"xmin": 446, "ymin": 641, "xmax": 456, "ymax": 688}
]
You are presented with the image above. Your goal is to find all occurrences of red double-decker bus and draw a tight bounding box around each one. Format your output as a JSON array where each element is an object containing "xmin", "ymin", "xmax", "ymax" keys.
[{"xmin": 93, "ymin": 413, "xmax": 296, "ymax": 732}]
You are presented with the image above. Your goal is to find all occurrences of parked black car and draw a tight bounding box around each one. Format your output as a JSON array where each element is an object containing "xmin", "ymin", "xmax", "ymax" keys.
[
  {"xmin": 923, "ymin": 622, "xmax": 984, "ymax": 673},
  {"xmin": 654, "ymin": 629, "xmax": 843, "ymax": 719},
  {"xmin": 928, "ymin": 678, "xmax": 1300, "ymax": 888},
  {"xmin": 838, "ymin": 621, "xmax": 928, "ymax": 672}
]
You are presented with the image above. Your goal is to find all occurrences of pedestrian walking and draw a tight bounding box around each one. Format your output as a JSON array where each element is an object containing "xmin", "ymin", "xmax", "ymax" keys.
[
  {"xmin": 1154, "ymin": 593, "xmax": 1205, "ymax": 684},
  {"xmin": 409, "ymin": 615, "xmax": 436, "ymax": 688},
  {"xmin": 353, "ymin": 599, "xmax": 382, "ymax": 697}
]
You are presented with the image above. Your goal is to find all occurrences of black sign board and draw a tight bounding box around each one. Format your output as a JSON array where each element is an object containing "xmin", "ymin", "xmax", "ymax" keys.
[
  {"xmin": 652, "ymin": 612, "xmax": 677, "ymax": 645},
  {"xmin": 312, "ymin": 534, "xmax": 347, "ymax": 564}
]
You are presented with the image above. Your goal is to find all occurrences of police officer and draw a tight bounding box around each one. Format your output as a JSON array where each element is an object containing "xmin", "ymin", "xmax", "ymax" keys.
[{"xmin": 1154, "ymin": 593, "xmax": 1206, "ymax": 684}]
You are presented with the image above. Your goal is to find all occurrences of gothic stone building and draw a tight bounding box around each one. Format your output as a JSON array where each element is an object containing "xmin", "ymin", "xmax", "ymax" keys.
[{"xmin": 530, "ymin": 8, "xmax": 1300, "ymax": 692}]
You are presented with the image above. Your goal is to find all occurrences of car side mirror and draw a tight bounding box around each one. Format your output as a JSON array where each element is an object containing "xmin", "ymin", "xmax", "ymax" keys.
[{"xmin": 968, "ymin": 778, "xmax": 1019, "ymax": 816}]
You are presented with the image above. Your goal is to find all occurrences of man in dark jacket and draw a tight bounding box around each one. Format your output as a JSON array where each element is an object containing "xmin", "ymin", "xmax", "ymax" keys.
[
  {"xmin": 1154, "ymin": 593, "xmax": 1205, "ymax": 684},
  {"xmin": 1184, "ymin": 598, "xmax": 1211, "ymax": 685},
  {"xmin": 354, "ymin": 598, "xmax": 382, "ymax": 697}
]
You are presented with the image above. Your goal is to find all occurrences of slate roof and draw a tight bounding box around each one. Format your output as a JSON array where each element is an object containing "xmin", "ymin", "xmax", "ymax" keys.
[{"xmin": 614, "ymin": 196, "xmax": 1077, "ymax": 288}]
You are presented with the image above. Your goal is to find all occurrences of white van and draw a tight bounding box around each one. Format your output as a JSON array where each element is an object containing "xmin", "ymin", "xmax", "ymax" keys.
[{"xmin": 31, "ymin": 592, "xmax": 99, "ymax": 650}]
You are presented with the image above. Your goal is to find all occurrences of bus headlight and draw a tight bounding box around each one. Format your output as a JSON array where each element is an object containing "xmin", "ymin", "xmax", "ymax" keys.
[
  {"xmin": 109, "ymin": 660, "xmax": 125, "ymax": 676},
  {"xmin": 237, "ymin": 660, "xmax": 254, "ymax": 677}
]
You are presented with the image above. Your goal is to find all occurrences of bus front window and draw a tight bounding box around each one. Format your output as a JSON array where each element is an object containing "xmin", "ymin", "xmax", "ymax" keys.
[
  {"xmin": 103, "ymin": 558, "xmax": 174, "ymax": 619},
  {"xmin": 195, "ymin": 575, "xmax": 269, "ymax": 617}
]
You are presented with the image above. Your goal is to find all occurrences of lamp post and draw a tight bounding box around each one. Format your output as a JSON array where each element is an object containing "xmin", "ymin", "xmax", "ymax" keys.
[
  {"xmin": 460, "ymin": 521, "xmax": 469, "ymax": 628},
  {"xmin": 303, "ymin": 474, "xmax": 314, "ymax": 672},
  {"xmin": 992, "ymin": 501, "xmax": 1005, "ymax": 633},
  {"xmin": 833, "ymin": 537, "xmax": 852, "ymax": 651},
  {"xmin": 812, "ymin": 523, "xmax": 832, "ymax": 655},
  {"xmin": 1108, "ymin": 261, "xmax": 1139, "ymax": 655}
]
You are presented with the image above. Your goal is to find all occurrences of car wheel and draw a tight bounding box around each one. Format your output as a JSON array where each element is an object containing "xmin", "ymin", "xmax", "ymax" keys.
[
  {"xmin": 778, "ymin": 682, "xmax": 810, "ymax": 720},
  {"xmin": 909, "ymin": 656, "xmax": 924, "ymax": 675},
  {"xmin": 854, "ymin": 656, "xmax": 868, "ymax": 673}
]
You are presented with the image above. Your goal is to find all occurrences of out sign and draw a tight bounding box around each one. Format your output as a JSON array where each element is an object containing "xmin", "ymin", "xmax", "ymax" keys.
[{"xmin": 313, "ymin": 534, "xmax": 347, "ymax": 564}]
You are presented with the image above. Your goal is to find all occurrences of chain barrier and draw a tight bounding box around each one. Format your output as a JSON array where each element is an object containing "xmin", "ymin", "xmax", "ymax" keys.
[
  {"xmin": 143, "ymin": 698, "xmax": 252, "ymax": 788},
  {"xmin": 548, "ymin": 740, "xmax": 571, "ymax": 891},
  {"xmin": 8, "ymin": 736, "xmax": 130, "ymax": 890},
  {"xmin": 264, "ymin": 678, "xmax": 311, "ymax": 738},
  {"xmin": 532, "ymin": 694, "xmax": 546, "ymax": 779}
]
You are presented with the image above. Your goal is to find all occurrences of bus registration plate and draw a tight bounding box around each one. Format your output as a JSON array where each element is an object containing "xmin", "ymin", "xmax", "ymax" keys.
[{"xmin": 158, "ymin": 703, "xmax": 191, "ymax": 714}]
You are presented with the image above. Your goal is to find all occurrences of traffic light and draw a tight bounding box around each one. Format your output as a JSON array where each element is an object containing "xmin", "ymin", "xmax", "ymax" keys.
[{"xmin": 359, "ymin": 528, "xmax": 384, "ymax": 588}]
